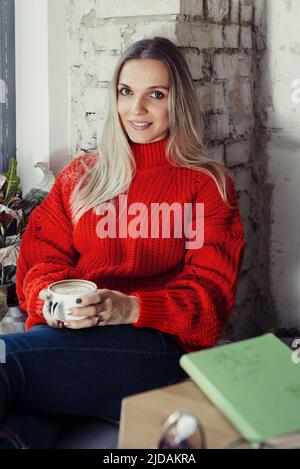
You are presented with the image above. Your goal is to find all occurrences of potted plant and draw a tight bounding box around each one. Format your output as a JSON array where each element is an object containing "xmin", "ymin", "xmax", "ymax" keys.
[{"xmin": 0, "ymin": 158, "xmax": 55, "ymax": 320}]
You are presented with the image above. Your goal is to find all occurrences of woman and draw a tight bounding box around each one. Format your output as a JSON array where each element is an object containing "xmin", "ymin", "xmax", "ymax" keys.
[{"xmin": 0, "ymin": 37, "xmax": 244, "ymax": 448}]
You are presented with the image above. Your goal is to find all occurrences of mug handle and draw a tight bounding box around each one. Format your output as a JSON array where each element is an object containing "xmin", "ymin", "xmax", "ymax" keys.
[{"xmin": 50, "ymin": 301, "xmax": 61, "ymax": 319}]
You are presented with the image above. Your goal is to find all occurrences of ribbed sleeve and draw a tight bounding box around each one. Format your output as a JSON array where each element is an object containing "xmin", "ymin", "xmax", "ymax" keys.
[
  {"xmin": 130, "ymin": 173, "xmax": 245, "ymax": 350},
  {"xmin": 15, "ymin": 157, "xmax": 89, "ymax": 328}
]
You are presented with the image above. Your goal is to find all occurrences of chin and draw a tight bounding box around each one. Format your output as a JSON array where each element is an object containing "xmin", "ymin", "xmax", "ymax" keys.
[{"xmin": 128, "ymin": 133, "xmax": 154, "ymax": 144}]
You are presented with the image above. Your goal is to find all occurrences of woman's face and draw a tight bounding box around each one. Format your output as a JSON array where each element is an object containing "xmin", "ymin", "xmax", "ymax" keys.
[{"xmin": 117, "ymin": 59, "xmax": 170, "ymax": 144}]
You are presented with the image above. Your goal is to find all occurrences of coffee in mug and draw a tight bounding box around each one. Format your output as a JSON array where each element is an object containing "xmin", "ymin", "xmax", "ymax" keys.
[{"xmin": 48, "ymin": 279, "xmax": 98, "ymax": 322}]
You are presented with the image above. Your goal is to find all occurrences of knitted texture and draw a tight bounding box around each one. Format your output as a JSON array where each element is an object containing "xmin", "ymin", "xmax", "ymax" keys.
[{"xmin": 16, "ymin": 137, "xmax": 245, "ymax": 352}]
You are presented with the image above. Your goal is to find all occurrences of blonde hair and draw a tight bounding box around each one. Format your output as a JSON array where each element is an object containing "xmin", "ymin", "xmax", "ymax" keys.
[{"xmin": 70, "ymin": 37, "xmax": 234, "ymax": 224}]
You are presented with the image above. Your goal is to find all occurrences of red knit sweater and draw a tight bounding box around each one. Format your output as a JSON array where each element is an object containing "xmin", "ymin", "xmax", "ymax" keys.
[{"xmin": 16, "ymin": 137, "xmax": 245, "ymax": 352}]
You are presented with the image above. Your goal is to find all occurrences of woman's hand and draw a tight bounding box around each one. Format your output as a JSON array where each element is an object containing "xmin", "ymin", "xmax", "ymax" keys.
[
  {"xmin": 62, "ymin": 289, "xmax": 140, "ymax": 330},
  {"xmin": 39, "ymin": 289, "xmax": 64, "ymax": 329}
]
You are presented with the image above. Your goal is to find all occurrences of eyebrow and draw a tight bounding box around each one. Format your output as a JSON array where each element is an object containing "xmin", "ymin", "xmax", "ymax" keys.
[{"xmin": 118, "ymin": 83, "xmax": 169, "ymax": 91}]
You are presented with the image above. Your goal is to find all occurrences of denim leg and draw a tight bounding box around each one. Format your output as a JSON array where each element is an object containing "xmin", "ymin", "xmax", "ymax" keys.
[
  {"xmin": 0, "ymin": 324, "xmax": 184, "ymax": 427},
  {"xmin": 1, "ymin": 411, "xmax": 70, "ymax": 449}
]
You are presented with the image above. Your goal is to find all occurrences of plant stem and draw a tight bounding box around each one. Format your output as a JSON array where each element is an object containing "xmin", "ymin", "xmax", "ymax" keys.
[
  {"xmin": 1, "ymin": 264, "xmax": 4, "ymax": 286},
  {"xmin": 13, "ymin": 230, "xmax": 24, "ymax": 244},
  {"xmin": 0, "ymin": 223, "xmax": 4, "ymax": 249}
]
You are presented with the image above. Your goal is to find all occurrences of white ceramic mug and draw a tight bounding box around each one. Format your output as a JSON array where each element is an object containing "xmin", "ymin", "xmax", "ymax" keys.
[{"xmin": 48, "ymin": 279, "xmax": 98, "ymax": 322}]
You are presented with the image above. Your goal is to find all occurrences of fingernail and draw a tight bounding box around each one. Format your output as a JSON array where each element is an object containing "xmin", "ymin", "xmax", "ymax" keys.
[
  {"xmin": 64, "ymin": 322, "xmax": 69, "ymax": 327},
  {"xmin": 76, "ymin": 298, "xmax": 82, "ymax": 304},
  {"xmin": 67, "ymin": 309, "xmax": 73, "ymax": 315}
]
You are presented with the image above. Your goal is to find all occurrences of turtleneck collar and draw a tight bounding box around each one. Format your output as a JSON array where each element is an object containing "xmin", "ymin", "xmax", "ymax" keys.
[{"xmin": 129, "ymin": 135, "xmax": 170, "ymax": 170}]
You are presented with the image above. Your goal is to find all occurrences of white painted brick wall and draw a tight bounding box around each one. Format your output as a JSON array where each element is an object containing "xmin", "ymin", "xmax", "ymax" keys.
[
  {"xmin": 176, "ymin": 23, "xmax": 223, "ymax": 49},
  {"xmin": 208, "ymin": 113, "xmax": 230, "ymax": 140},
  {"xmin": 196, "ymin": 83, "xmax": 225, "ymax": 113},
  {"xmin": 181, "ymin": 0, "xmax": 204, "ymax": 16},
  {"xmin": 213, "ymin": 53, "xmax": 252, "ymax": 79},
  {"xmin": 206, "ymin": 0, "xmax": 230, "ymax": 22},
  {"xmin": 254, "ymin": 0, "xmax": 266, "ymax": 50},
  {"xmin": 231, "ymin": 0, "xmax": 240, "ymax": 23},
  {"xmin": 229, "ymin": 166, "xmax": 252, "ymax": 192},
  {"xmin": 82, "ymin": 87, "xmax": 108, "ymax": 117},
  {"xmin": 254, "ymin": 0, "xmax": 266, "ymax": 28},
  {"xmin": 241, "ymin": 238, "xmax": 254, "ymax": 273},
  {"xmin": 230, "ymin": 114, "xmax": 254, "ymax": 140},
  {"xmin": 229, "ymin": 81, "xmax": 253, "ymax": 115},
  {"xmin": 82, "ymin": 53, "xmax": 120, "ymax": 82},
  {"xmin": 181, "ymin": 49, "xmax": 205, "ymax": 80},
  {"xmin": 96, "ymin": 0, "xmax": 181, "ymax": 18},
  {"xmin": 224, "ymin": 24, "xmax": 240, "ymax": 48},
  {"xmin": 236, "ymin": 272, "xmax": 251, "ymax": 304},
  {"xmin": 240, "ymin": 0, "xmax": 254, "ymax": 23},
  {"xmin": 128, "ymin": 20, "xmax": 178, "ymax": 48},
  {"xmin": 240, "ymin": 25, "xmax": 253, "ymax": 49},
  {"xmin": 208, "ymin": 145, "xmax": 225, "ymax": 164},
  {"xmin": 225, "ymin": 140, "xmax": 252, "ymax": 166},
  {"xmin": 81, "ymin": 21, "xmax": 124, "ymax": 51}
]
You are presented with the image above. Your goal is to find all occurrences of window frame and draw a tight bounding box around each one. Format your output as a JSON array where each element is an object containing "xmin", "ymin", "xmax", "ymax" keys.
[{"xmin": 0, "ymin": 0, "xmax": 16, "ymax": 172}]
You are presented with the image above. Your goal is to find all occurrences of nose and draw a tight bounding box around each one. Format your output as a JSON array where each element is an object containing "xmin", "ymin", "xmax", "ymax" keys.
[{"xmin": 131, "ymin": 96, "xmax": 147, "ymax": 115}]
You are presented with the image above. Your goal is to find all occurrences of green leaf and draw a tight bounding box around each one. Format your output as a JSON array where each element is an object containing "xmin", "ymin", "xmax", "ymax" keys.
[{"xmin": 4, "ymin": 158, "xmax": 21, "ymax": 202}]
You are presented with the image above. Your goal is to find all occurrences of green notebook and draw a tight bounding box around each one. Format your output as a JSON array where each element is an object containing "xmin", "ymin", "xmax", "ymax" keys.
[{"xmin": 180, "ymin": 333, "xmax": 300, "ymax": 444}]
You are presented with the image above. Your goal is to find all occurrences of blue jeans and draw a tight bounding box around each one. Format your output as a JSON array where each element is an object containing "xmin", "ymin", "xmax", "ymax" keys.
[{"xmin": 0, "ymin": 324, "xmax": 184, "ymax": 448}]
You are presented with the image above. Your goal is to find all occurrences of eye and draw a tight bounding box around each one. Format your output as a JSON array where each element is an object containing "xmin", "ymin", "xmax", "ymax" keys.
[
  {"xmin": 118, "ymin": 87, "xmax": 132, "ymax": 96},
  {"xmin": 150, "ymin": 91, "xmax": 164, "ymax": 100}
]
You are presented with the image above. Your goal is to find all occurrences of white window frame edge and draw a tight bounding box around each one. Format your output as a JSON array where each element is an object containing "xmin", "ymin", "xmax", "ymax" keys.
[
  {"xmin": 0, "ymin": 0, "xmax": 16, "ymax": 172},
  {"xmin": 15, "ymin": 0, "xmax": 70, "ymax": 194}
]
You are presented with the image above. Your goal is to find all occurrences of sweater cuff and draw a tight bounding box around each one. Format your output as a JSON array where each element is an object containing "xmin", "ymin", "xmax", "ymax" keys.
[
  {"xmin": 130, "ymin": 291, "xmax": 170, "ymax": 331},
  {"xmin": 25, "ymin": 314, "xmax": 47, "ymax": 331},
  {"xmin": 26, "ymin": 280, "xmax": 52, "ymax": 318}
]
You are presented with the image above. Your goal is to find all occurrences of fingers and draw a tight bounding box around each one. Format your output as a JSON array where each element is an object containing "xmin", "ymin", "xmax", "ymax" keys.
[
  {"xmin": 67, "ymin": 305, "xmax": 100, "ymax": 318},
  {"xmin": 64, "ymin": 305, "xmax": 112, "ymax": 329},
  {"xmin": 73, "ymin": 289, "xmax": 110, "ymax": 307},
  {"xmin": 63, "ymin": 313, "xmax": 107, "ymax": 330},
  {"xmin": 94, "ymin": 310, "xmax": 112, "ymax": 326},
  {"xmin": 103, "ymin": 297, "xmax": 113, "ymax": 312},
  {"xmin": 68, "ymin": 297, "xmax": 113, "ymax": 318},
  {"xmin": 39, "ymin": 289, "xmax": 52, "ymax": 300}
]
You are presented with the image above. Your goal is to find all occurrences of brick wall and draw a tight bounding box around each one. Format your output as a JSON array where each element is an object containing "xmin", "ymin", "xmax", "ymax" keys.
[{"xmin": 67, "ymin": 0, "xmax": 267, "ymax": 340}]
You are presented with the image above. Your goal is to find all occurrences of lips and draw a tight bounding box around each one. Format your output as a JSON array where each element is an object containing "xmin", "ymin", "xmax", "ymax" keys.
[{"xmin": 128, "ymin": 121, "xmax": 153, "ymax": 131}]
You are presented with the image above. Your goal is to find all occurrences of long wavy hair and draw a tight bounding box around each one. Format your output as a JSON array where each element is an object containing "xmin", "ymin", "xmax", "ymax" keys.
[{"xmin": 70, "ymin": 36, "xmax": 234, "ymax": 224}]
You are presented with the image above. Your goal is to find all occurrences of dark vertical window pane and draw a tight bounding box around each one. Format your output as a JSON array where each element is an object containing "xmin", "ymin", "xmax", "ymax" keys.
[{"xmin": 0, "ymin": 0, "xmax": 16, "ymax": 172}]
